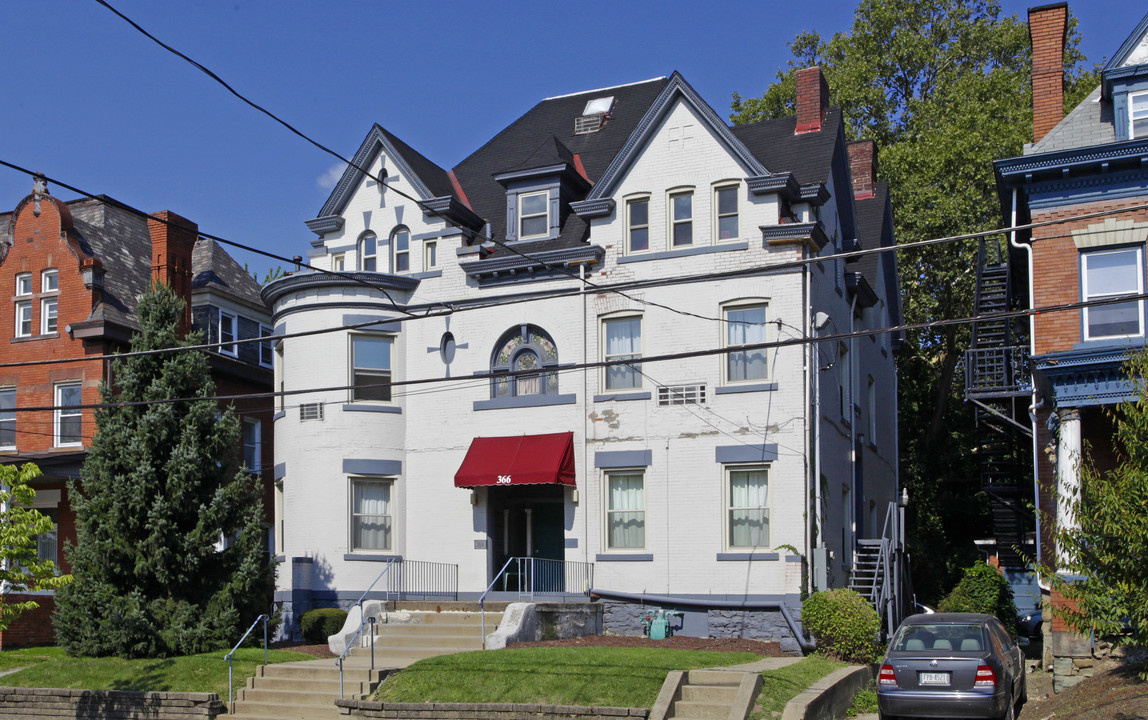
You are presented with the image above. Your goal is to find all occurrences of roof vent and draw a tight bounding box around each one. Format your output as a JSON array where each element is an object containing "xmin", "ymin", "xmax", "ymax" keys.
[{"xmin": 575, "ymin": 96, "xmax": 615, "ymax": 135}]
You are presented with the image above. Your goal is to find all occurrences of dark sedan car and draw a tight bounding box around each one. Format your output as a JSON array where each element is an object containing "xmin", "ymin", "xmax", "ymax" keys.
[{"xmin": 877, "ymin": 613, "xmax": 1026, "ymax": 720}]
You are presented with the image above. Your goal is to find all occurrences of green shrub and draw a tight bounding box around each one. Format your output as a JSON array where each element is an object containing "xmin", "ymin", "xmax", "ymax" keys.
[
  {"xmin": 800, "ymin": 589, "xmax": 880, "ymax": 663},
  {"xmin": 299, "ymin": 608, "xmax": 348, "ymax": 644},
  {"xmin": 938, "ymin": 561, "xmax": 1018, "ymax": 634}
]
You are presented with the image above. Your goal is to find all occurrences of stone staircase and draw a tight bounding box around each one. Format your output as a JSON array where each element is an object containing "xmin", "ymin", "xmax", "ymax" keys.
[
  {"xmin": 652, "ymin": 668, "xmax": 761, "ymax": 720},
  {"xmin": 229, "ymin": 604, "xmax": 506, "ymax": 720}
]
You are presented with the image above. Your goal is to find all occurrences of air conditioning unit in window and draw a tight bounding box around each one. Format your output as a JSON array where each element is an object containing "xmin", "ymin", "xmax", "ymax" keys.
[
  {"xmin": 299, "ymin": 402, "xmax": 324, "ymax": 421},
  {"xmin": 657, "ymin": 385, "xmax": 706, "ymax": 406}
]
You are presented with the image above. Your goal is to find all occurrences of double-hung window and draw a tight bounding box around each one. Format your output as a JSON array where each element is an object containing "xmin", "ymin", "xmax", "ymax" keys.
[
  {"xmin": 350, "ymin": 334, "xmax": 392, "ymax": 402},
  {"xmin": 519, "ymin": 191, "xmax": 549, "ymax": 240},
  {"xmin": 0, "ymin": 388, "xmax": 15, "ymax": 450},
  {"xmin": 1082, "ymin": 246, "xmax": 1144, "ymax": 340},
  {"xmin": 724, "ymin": 303, "xmax": 768, "ymax": 383},
  {"xmin": 15, "ymin": 273, "xmax": 32, "ymax": 297},
  {"xmin": 35, "ymin": 507, "xmax": 58, "ymax": 564},
  {"xmin": 424, "ymin": 241, "xmax": 437, "ymax": 270},
  {"xmin": 14, "ymin": 301, "xmax": 32, "ymax": 338},
  {"xmin": 242, "ymin": 418, "xmax": 261, "ymax": 474},
  {"xmin": 605, "ymin": 471, "xmax": 645, "ymax": 549},
  {"xmin": 54, "ymin": 382, "xmax": 82, "ymax": 447},
  {"xmin": 360, "ymin": 232, "xmax": 378, "ymax": 271},
  {"xmin": 670, "ymin": 191, "xmax": 693, "ymax": 246},
  {"xmin": 219, "ymin": 311, "xmax": 237, "ymax": 356},
  {"xmin": 42, "ymin": 269, "xmax": 58, "ymax": 293},
  {"xmin": 727, "ymin": 466, "xmax": 769, "ymax": 549},
  {"xmin": 627, "ymin": 197, "xmax": 649, "ymax": 253},
  {"xmin": 332, "ymin": 254, "xmax": 346, "ymax": 272},
  {"xmin": 1132, "ymin": 91, "xmax": 1148, "ymax": 139},
  {"xmin": 715, "ymin": 185, "xmax": 739, "ymax": 240},
  {"xmin": 392, "ymin": 227, "xmax": 410, "ymax": 272},
  {"xmin": 603, "ymin": 316, "xmax": 642, "ymax": 390},
  {"xmin": 351, "ymin": 478, "xmax": 393, "ymax": 551},
  {"xmin": 259, "ymin": 326, "xmax": 273, "ymax": 368},
  {"xmin": 41, "ymin": 298, "xmax": 57, "ymax": 334}
]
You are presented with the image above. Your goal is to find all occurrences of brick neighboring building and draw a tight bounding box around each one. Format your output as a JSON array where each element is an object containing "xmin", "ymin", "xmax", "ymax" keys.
[
  {"xmin": 0, "ymin": 178, "xmax": 274, "ymax": 649},
  {"xmin": 994, "ymin": 4, "xmax": 1148, "ymax": 691}
]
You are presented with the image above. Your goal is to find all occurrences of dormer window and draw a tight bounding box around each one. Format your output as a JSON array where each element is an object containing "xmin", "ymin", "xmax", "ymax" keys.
[
  {"xmin": 1132, "ymin": 91, "xmax": 1148, "ymax": 139},
  {"xmin": 519, "ymin": 191, "xmax": 549, "ymax": 240}
]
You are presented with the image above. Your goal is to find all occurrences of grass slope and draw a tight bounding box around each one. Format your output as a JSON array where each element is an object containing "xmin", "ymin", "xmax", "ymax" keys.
[
  {"xmin": 751, "ymin": 655, "xmax": 847, "ymax": 719},
  {"xmin": 0, "ymin": 646, "xmax": 313, "ymax": 697},
  {"xmin": 375, "ymin": 647, "xmax": 762, "ymax": 707}
]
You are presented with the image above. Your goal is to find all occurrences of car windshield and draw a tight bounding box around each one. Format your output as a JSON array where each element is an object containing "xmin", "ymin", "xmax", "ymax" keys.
[{"xmin": 890, "ymin": 623, "xmax": 986, "ymax": 653}]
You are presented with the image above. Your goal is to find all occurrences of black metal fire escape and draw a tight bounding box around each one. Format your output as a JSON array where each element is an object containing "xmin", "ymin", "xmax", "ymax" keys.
[{"xmin": 963, "ymin": 236, "xmax": 1034, "ymax": 568}]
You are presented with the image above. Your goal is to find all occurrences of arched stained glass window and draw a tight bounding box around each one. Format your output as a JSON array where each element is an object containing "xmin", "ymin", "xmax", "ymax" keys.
[{"xmin": 490, "ymin": 325, "xmax": 559, "ymax": 398}]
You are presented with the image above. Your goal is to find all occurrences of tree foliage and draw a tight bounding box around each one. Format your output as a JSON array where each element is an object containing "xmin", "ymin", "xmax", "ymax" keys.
[
  {"xmin": 1051, "ymin": 352, "xmax": 1148, "ymax": 669},
  {"xmin": 938, "ymin": 561, "xmax": 1018, "ymax": 633},
  {"xmin": 54, "ymin": 283, "xmax": 273, "ymax": 657},
  {"xmin": 731, "ymin": 0, "xmax": 1097, "ymax": 601},
  {"xmin": 0, "ymin": 463, "xmax": 71, "ymax": 630}
]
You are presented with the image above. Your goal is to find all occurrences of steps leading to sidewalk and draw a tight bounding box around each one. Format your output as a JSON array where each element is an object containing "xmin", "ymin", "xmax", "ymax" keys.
[{"xmin": 651, "ymin": 668, "xmax": 760, "ymax": 720}]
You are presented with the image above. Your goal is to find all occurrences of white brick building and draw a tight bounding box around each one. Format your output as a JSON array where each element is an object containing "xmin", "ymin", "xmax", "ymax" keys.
[{"xmin": 265, "ymin": 70, "xmax": 902, "ymax": 644}]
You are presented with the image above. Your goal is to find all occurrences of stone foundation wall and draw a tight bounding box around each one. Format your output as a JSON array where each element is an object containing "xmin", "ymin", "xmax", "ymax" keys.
[
  {"xmin": 0, "ymin": 687, "xmax": 223, "ymax": 719},
  {"xmin": 336, "ymin": 699, "xmax": 649, "ymax": 720},
  {"xmin": 600, "ymin": 601, "xmax": 801, "ymax": 654}
]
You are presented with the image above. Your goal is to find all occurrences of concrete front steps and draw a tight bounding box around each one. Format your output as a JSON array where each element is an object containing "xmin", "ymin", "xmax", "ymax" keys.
[
  {"xmin": 230, "ymin": 603, "xmax": 509, "ymax": 720},
  {"xmin": 652, "ymin": 669, "xmax": 762, "ymax": 720}
]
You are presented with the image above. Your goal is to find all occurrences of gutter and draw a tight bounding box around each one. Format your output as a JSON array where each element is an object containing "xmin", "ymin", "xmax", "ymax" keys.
[{"xmin": 589, "ymin": 588, "xmax": 816, "ymax": 651}]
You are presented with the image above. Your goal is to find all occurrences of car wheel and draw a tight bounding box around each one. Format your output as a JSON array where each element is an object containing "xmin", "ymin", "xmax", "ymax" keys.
[
  {"xmin": 1000, "ymin": 694, "xmax": 1015, "ymax": 720},
  {"xmin": 1018, "ymin": 673, "xmax": 1028, "ymax": 707}
]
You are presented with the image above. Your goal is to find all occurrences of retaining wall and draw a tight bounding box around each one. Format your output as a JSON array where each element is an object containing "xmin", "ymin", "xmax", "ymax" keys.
[
  {"xmin": 0, "ymin": 686, "xmax": 224, "ymax": 719},
  {"xmin": 335, "ymin": 699, "xmax": 649, "ymax": 720}
]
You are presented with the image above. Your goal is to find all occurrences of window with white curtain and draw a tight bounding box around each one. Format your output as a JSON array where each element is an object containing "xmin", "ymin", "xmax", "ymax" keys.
[
  {"xmin": 351, "ymin": 478, "xmax": 393, "ymax": 551},
  {"xmin": 36, "ymin": 507, "xmax": 58, "ymax": 564},
  {"xmin": 605, "ymin": 471, "xmax": 645, "ymax": 549},
  {"xmin": 727, "ymin": 466, "xmax": 769, "ymax": 549},
  {"xmin": 603, "ymin": 315, "xmax": 642, "ymax": 390},
  {"xmin": 724, "ymin": 302, "xmax": 768, "ymax": 383}
]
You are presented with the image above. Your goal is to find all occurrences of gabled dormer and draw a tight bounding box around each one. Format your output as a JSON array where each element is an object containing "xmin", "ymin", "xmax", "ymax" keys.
[
  {"xmin": 1101, "ymin": 11, "xmax": 1148, "ymax": 141},
  {"xmin": 493, "ymin": 136, "xmax": 591, "ymax": 244}
]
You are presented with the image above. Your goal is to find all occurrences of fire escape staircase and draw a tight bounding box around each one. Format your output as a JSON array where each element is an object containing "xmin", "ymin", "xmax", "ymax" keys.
[{"xmin": 963, "ymin": 236, "xmax": 1034, "ymax": 568}]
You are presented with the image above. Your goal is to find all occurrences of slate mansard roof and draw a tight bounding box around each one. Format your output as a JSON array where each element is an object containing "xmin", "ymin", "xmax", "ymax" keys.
[{"xmin": 312, "ymin": 72, "xmax": 859, "ymax": 263}]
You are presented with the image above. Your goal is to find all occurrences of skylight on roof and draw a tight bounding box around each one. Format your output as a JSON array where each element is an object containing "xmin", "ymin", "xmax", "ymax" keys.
[{"xmin": 583, "ymin": 96, "xmax": 615, "ymax": 116}]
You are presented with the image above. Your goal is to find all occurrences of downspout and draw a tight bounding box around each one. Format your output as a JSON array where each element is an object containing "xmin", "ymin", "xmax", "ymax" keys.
[
  {"xmin": 803, "ymin": 248, "xmax": 814, "ymax": 593},
  {"xmin": 1008, "ymin": 187, "xmax": 1049, "ymax": 590},
  {"xmin": 581, "ymin": 262, "xmax": 590, "ymax": 564},
  {"xmin": 589, "ymin": 588, "xmax": 816, "ymax": 652},
  {"xmin": 849, "ymin": 293, "xmax": 858, "ymax": 562}
]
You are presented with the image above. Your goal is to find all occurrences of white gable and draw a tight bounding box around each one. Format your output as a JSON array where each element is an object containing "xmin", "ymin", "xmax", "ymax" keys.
[{"xmin": 1124, "ymin": 30, "xmax": 1148, "ymax": 66}]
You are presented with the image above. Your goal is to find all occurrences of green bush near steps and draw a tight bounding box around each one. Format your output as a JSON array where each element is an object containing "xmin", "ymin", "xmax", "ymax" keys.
[
  {"xmin": 800, "ymin": 588, "xmax": 881, "ymax": 663},
  {"xmin": 938, "ymin": 561, "xmax": 1018, "ymax": 635},
  {"xmin": 299, "ymin": 608, "xmax": 348, "ymax": 644}
]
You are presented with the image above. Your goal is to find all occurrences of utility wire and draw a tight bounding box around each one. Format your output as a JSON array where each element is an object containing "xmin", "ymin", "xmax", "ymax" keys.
[{"xmin": 6, "ymin": 288, "xmax": 1146, "ymax": 415}]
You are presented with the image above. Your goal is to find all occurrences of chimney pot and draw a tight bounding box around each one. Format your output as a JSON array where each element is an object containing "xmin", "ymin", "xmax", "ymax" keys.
[{"xmin": 795, "ymin": 67, "xmax": 830, "ymax": 134}]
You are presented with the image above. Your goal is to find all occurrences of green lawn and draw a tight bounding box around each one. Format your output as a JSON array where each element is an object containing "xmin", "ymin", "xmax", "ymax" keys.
[
  {"xmin": 750, "ymin": 655, "xmax": 847, "ymax": 719},
  {"xmin": 375, "ymin": 647, "xmax": 763, "ymax": 707},
  {"xmin": 0, "ymin": 646, "xmax": 314, "ymax": 697}
]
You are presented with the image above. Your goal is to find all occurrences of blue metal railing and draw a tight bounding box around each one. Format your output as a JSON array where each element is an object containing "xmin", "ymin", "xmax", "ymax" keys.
[{"xmin": 225, "ymin": 614, "xmax": 268, "ymax": 710}]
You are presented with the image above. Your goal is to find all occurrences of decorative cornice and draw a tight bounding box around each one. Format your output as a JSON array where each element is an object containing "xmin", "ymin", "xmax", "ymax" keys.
[
  {"xmin": 1035, "ymin": 346, "xmax": 1137, "ymax": 407},
  {"xmin": 493, "ymin": 164, "xmax": 569, "ymax": 185},
  {"xmin": 305, "ymin": 215, "xmax": 345, "ymax": 238},
  {"xmin": 746, "ymin": 173, "xmax": 799, "ymax": 199},
  {"xmin": 570, "ymin": 198, "xmax": 616, "ymax": 219},
  {"xmin": 423, "ymin": 196, "xmax": 484, "ymax": 230},
  {"xmin": 996, "ymin": 138, "xmax": 1148, "ymax": 182},
  {"xmin": 261, "ymin": 270, "xmax": 420, "ymax": 307},
  {"xmin": 760, "ymin": 222, "xmax": 827, "ymax": 252},
  {"xmin": 1025, "ymin": 168, "xmax": 1148, "ymax": 208},
  {"xmin": 799, "ymin": 183, "xmax": 831, "ymax": 205},
  {"xmin": 584, "ymin": 72, "xmax": 768, "ymax": 202},
  {"xmin": 461, "ymin": 245, "xmax": 604, "ymax": 284}
]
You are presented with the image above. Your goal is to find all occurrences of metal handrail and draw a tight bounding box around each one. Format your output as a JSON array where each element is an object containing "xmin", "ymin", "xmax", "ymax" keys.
[
  {"xmin": 336, "ymin": 615, "xmax": 375, "ymax": 699},
  {"xmin": 225, "ymin": 613, "xmax": 268, "ymax": 710},
  {"xmin": 480, "ymin": 557, "xmax": 518, "ymax": 648},
  {"xmin": 355, "ymin": 558, "xmax": 398, "ymax": 617}
]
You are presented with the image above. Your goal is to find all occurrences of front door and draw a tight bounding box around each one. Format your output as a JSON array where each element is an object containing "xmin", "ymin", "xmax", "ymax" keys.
[{"xmin": 489, "ymin": 485, "xmax": 565, "ymax": 591}]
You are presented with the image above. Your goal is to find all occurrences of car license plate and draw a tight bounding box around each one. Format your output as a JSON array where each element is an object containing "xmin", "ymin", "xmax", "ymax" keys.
[{"xmin": 919, "ymin": 672, "xmax": 950, "ymax": 685}]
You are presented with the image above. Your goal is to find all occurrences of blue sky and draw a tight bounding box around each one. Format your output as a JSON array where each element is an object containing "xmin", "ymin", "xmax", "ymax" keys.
[{"xmin": 0, "ymin": 0, "xmax": 1138, "ymax": 280}]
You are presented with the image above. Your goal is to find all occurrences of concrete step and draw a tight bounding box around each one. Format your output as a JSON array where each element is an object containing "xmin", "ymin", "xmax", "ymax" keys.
[
  {"xmin": 364, "ymin": 633, "xmax": 485, "ymax": 650},
  {"xmin": 679, "ymin": 684, "xmax": 739, "ymax": 703},
  {"xmin": 391, "ymin": 601, "xmax": 510, "ymax": 613},
  {"xmin": 230, "ymin": 699, "xmax": 340, "ymax": 720},
  {"xmin": 239, "ymin": 688, "xmax": 352, "ymax": 706},
  {"xmin": 380, "ymin": 611, "xmax": 502, "ymax": 626},
  {"xmin": 668, "ymin": 700, "xmax": 731, "ymax": 720},
  {"xmin": 685, "ymin": 670, "xmax": 741, "ymax": 686}
]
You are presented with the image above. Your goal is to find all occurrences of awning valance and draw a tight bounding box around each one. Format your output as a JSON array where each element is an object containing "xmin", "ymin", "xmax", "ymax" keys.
[{"xmin": 454, "ymin": 432, "xmax": 576, "ymax": 488}]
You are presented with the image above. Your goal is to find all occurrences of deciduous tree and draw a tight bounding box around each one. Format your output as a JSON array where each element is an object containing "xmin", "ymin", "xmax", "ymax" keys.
[{"xmin": 0, "ymin": 463, "xmax": 71, "ymax": 630}]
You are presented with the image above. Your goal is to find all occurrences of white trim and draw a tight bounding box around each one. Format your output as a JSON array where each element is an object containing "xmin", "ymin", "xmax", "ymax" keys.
[
  {"xmin": 600, "ymin": 312, "xmax": 643, "ymax": 391},
  {"xmin": 1130, "ymin": 90, "xmax": 1148, "ymax": 140},
  {"xmin": 0, "ymin": 386, "xmax": 15, "ymax": 451},
  {"xmin": 542, "ymin": 77, "xmax": 666, "ymax": 101},
  {"xmin": 723, "ymin": 463, "xmax": 771, "ymax": 552},
  {"xmin": 1081, "ymin": 245, "xmax": 1144, "ymax": 341},
  {"xmin": 54, "ymin": 381, "xmax": 83, "ymax": 448},
  {"xmin": 721, "ymin": 299, "xmax": 770, "ymax": 385},
  {"xmin": 41, "ymin": 297, "xmax": 57, "ymax": 335},
  {"xmin": 14, "ymin": 300, "xmax": 31, "ymax": 338},
  {"xmin": 424, "ymin": 240, "xmax": 437, "ymax": 270},
  {"xmin": 602, "ymin": 468, "xmax": 646, "ymax": 551},
  {"xmin": 349, "ymin": 476, "xmax": 394, "ymax": 553},
  {"xmin": 332, "ymin": 254, "xmax": 346, "ymax": 272},
  {"xmin": 41, "ymin": 268, "xmax": 58, "ymax": 293},
  {"xmin": 14, "ymin": 273, "xmax": 31, "ymax": 296},
  {"xmin": 242, "ymin": 417, "xmax": 262, "ymax": 474},
  {"xmin": 518, "ymin": 190, "xmax": 550, "ymax": 241},
  {"xmin": 359, "ymin": 231, "xmax": 378, "ymax": 272},
  {"xmin": 219, "ymin": 311, "xmax": 238, "ymax": 357}
]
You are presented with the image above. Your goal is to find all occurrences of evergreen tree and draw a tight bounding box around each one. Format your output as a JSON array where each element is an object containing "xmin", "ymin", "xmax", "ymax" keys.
[
  {"xmin": 730, "ymin": 0, "xmax": 1097, "ymax": 601},
  {"xmin": 54, "ymin": 283, "xmax": 272, "ymax": 657}
]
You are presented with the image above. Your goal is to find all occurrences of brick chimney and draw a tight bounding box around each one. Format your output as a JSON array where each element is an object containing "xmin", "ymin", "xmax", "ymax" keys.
[
  {"xmin": 847, "ymin": 140, "xmax": 878, "ymax": 198},
  {"xmin": 1029, "ymin": 3, "xmax": 1068, "ymax": 144},
  {"xmin": 148, "ymin": 210, "xmax": 197, "ymax": 334},
  {"xmin": 795, "ymin": 67, "xmax": 830, "ymax": 134}
]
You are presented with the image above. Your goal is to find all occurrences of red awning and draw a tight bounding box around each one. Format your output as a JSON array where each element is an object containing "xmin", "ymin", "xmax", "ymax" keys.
[{"xmin": 454, "ymin": 432, "xmax": 576, "ymax": 488}]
